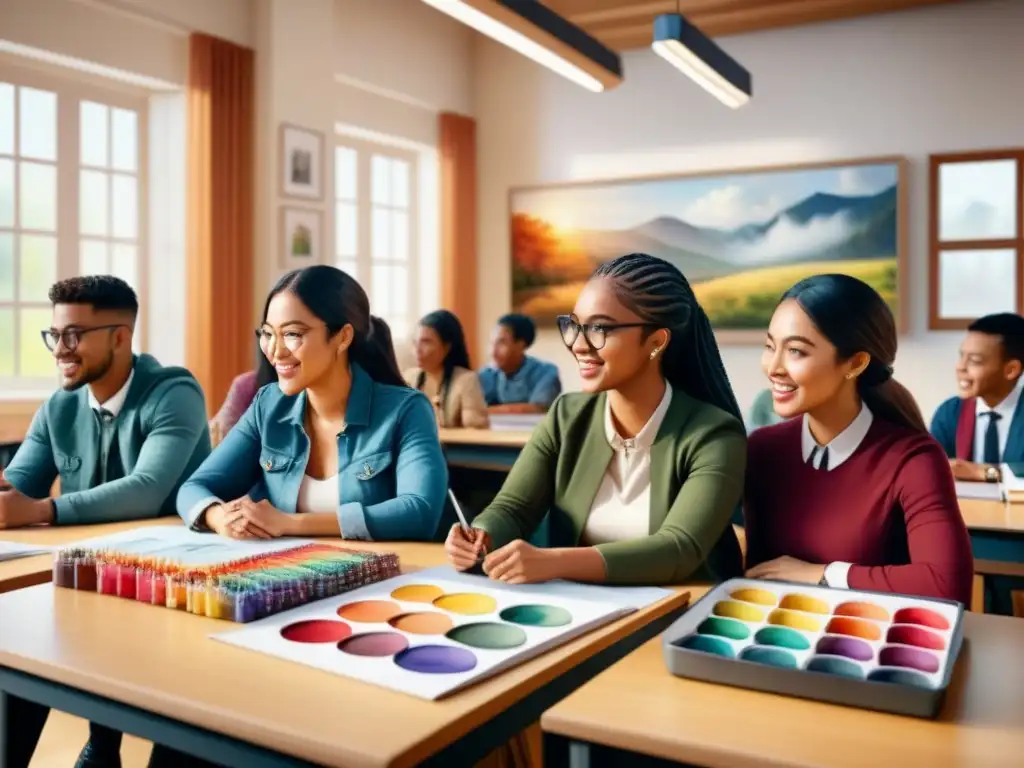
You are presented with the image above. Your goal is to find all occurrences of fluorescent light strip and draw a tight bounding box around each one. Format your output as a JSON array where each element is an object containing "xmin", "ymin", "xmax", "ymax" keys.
[
  {"xmin": 651, "ymin": 39, "xmax": 748, "ymax": 109},
  {"xmin": 421, "ymin": 0, "xmax": 605, "ymax": 92}
]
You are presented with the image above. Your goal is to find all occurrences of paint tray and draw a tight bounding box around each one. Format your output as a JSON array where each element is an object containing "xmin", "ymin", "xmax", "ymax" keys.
[{"xmin": 662, "ymin": 578, "xmax": 965, "ymax": 718}]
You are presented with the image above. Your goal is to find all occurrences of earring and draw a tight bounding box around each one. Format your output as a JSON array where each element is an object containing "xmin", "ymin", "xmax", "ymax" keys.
[
  {"xmin": 650, "ymin": 348, "xmax": 660, "ymax": 360},
  {"xmin": 845, "ymin": 373, "xmax": 853, "ymax": 379}
]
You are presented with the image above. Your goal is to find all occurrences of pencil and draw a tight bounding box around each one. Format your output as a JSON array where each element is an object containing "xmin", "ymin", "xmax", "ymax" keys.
[{"xmin": 447, "ymin": 489, "xmax": 471, "ymax": 532}]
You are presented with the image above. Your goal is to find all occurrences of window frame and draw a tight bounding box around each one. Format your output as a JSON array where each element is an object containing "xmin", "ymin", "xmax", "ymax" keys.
[
  {"xmin": 928, "ymin": 148, "xmax": 1024, "ymax": 330},
  {"xmin": 334, "ymin": 137, "xmax": 419, "ymax": 344},
  {"xmin": 0, "ymin": 59, "xmax": 148, "ymax": 393}
]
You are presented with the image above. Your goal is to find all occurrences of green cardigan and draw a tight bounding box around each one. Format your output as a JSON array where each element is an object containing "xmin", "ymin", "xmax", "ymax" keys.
[{"xmin": 472, "ymin": 388, "xmax": 747, "ymax": 585}]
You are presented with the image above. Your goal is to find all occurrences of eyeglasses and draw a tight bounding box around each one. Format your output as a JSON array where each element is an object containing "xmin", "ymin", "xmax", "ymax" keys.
[
  {"xmin": 41, "ymin": 325, "xmax": 127, "ymax": 352},
  {"xmin": 556, "ymin": 315, "xmax": 656, "ymax": 351},
  {"xmin": 256, "ymin": 327, "xmax": 311, "ymax": 355}
]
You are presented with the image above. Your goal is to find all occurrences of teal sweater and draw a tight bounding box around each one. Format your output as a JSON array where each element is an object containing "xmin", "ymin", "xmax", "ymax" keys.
[{"xmin": 4, "ymin": 354, "xmax": 211, "ymax": 524}]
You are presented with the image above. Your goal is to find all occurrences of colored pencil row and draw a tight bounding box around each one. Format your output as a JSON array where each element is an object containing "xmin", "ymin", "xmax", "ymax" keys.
[{"xmin": 51, "ymin": 543, "xmax": 401, "ymax": 622}]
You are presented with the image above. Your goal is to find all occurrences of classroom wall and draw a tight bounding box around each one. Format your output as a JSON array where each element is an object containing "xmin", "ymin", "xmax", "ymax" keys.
[{"xmin": 473, "ymin": 0, "xmax": 1024, "ymax": 422}]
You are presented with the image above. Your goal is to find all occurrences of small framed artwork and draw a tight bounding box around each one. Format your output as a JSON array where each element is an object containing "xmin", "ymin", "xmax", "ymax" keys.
[
  {"xmin": 280, "ymin": 123, "xmax": 324, "ymax": 200},
  {"xmin": 280, "ymin": 207, "xmax": 323, "ymax": 269}
]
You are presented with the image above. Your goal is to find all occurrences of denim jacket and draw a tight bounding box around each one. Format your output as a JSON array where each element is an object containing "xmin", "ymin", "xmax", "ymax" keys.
[{"xmin": 176, "ymin": 364, "xmax": 448, "ymax": 541}]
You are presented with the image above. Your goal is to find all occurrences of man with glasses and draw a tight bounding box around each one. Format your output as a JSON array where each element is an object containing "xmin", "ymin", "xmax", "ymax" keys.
[{"xmin": 1, "ymin": 275, "xmax": 211, "ymax": 768}]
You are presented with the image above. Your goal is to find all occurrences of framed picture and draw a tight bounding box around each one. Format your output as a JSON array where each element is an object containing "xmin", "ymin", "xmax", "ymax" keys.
[
  {"xmin": 280, "ymin": 207, "xmax": 323, "ymax": 269},
  {"xmin": 280, "ymin": 123, "xmax": 324, "ymax": 200},
  {"xmin": 509, "ymin": 156, "xmax": 908, "ymax": 341}
]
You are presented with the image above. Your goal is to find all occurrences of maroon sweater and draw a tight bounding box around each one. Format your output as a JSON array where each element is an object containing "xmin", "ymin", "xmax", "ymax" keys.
[{"xmin": 744, "ymin": 417, "xmax": 974, "ymax": 605}]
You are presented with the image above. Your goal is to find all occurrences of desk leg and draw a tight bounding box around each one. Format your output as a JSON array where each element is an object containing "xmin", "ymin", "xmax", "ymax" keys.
[
  {"xmin": 0, "ymin": 690, "xmax": 49, "ymax": 768},
  {"xmin": 568, "ymin": 740, "xmax": 592, "ymax": 768}
]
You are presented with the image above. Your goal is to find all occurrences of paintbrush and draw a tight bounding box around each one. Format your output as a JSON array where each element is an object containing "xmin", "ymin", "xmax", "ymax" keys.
[{"xmin": 447, "ymin": 489, "xmax": 485, "ymax": 569}]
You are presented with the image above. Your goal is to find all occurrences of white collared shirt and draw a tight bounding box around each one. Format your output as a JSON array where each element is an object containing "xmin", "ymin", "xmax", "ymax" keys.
[
  {"xmin": 87, "ymin": 368, "xmax": 135, "ymax": 417},
  {"xmin": 972, "ymin": 377, "xmax": 1023, "ymax": 464},
  {"xmin": 581, "ymin": 382, "xmax": 673, "ymax": 545},
  {"xmin": 800, "ymin": 403, "xmax": 874, "ymax": 589}
]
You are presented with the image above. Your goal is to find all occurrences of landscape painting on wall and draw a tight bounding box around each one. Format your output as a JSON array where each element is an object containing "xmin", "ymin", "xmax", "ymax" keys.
[{"xmin": 509, "ymin": 159, "xmax": 905, "ymax": 334}]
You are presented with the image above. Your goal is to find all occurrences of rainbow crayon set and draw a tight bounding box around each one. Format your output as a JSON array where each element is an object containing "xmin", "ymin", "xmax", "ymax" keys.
[{"xmin": 52, "ymin": 540, "xmax": 401, "ymax": 623}]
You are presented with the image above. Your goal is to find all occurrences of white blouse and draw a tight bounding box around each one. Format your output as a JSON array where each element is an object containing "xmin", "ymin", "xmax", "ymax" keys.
[
  {"xmin": 581, "ymin": 382, "xmax": 673, "ymax": 545},
  {"xmin": 296, "ymin": 474, "xmax": 339, "ymax": 514}
]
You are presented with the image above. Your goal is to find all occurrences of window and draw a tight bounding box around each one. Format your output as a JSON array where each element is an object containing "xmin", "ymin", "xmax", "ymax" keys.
[
  {"xmin": 929, "ymin": 149, "xmax": 1024, "ymax": 329},
  {"xmin": 0, "ymin": 64, "xmax": 146, "ymax": 389},
  {"xmin": 334, "ymin": 141, "xmax": 418, "ymax": 342}
]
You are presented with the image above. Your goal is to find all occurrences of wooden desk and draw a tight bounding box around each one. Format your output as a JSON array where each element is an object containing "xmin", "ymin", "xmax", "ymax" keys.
[
  {"xmin": 0, "ymin": 545, "xmax": 690, "ymax": 768},
  {"xmin": 439, "ymin": 428, "xmax": 532, "ymax": 472},
  {"xmin": 543, "ymin": 611, "xmax": 1024, "ymax": 768},
  {"xmin": 959, "ymin": 498, "xmax": 1024, "ymax": 535},
  {"xmin": 0, "ymin": 518, "xmax": 183, "ymax": 594}
]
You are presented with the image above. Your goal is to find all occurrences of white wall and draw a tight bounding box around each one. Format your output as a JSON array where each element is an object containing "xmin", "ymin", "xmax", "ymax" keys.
[{"xmin": 474, "ymin": 0, "xmax": 1024, "ymax": 422}]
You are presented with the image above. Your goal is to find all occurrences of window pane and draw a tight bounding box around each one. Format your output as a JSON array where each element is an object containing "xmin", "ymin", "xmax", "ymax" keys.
[
  {"xmin": 111, "ymin": 243, "xmax": 136, "ymax": 289},
  {"xmin": 111, "ymin": 174, "xmax": 137, "ymax": 238},
  {"xmin": 336, "ymin": 201, "xmax": 356, "ymax": 258},
  {"xmin": 336, "ymin": 258, "xmax": 358, "ymax": 280},
  {"xmin": 111, "ymin": 108, "xmax": 138, "ymax": 172},
  {"xmin": 80, "ymin": 170, "xmax": 109, "ymax": 236},
  {"xmin": 19, "ymin": 87, "xmax": 57, "ymax": 161},
  {"xmin": 938, "ymin": 249, "xmax": 1016, "ymax": 318},
  {"xmin": 372, "ymin": 207, "xmax": 390, "ymax": 260},
  {"xmin": 0, "ymin": 232, "xmax": 12, "ymax": 300},
  {"xmin": 19, "ymin": 235, "xmax": 56, "ymax": 302},
  {"xmin": 19, "ymin": 306, "xmax": 53, "ymax": 377},
  {"xmin": 0, "ymin": 158, "xmax": 12, "ymax": 227},
  {"xmin": 335, "ymin": 146, "xmax": 356, "ymax": 200},
  {"xmin": 939, "ymin": 159, "xmax": 1017, "ymax": 241},
  {"xmin": 0, "ymin": 83, "xmax": 12, "ymax": 155},
  {"xmin": 80, "ymin": 239, "xmax": 108, "ymax": 275},
  {"xmin": 392, "ymin": 211, "xmax": 408, "ymax": 262},
  {"xmin": 371, "ymin": 155, "xmax": 391, "ymax": 205},
  {"xmin": 80, "ymin": 101, "xmax": 109, "ymax": 168},
  {"xmin": 0, "ymin": 308, "xmax": 12, "ymax": 375},
  {"xmin": 391, "ymin": 159, "xmax": 409, "ymax": 208},
  {"xmin": 372, "ymin": 264, "xmax": 408, "ymax": 317},
  {"xmin": 20, "ymin": 162, "xmax": 56, "ymax": 231}
]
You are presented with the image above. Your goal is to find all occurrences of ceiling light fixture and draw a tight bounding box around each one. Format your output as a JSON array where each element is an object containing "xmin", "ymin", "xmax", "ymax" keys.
[
  {"xmin": 651, "ymin": 13, "xmax": 752, "ymax": 108},
  {"xmin": 420, "ymin": 0, "xmax": 622, "ymax": 92}
]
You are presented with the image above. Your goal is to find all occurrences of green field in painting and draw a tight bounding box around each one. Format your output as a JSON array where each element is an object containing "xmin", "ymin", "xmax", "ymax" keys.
[{"xmin": 512, "ymin": 258, "xmax": 898, "ymax": 329}]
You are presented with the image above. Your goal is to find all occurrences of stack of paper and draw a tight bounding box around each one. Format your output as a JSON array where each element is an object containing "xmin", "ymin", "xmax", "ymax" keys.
[{"xmin": 0, "ymin": 540, "xmax": 53, "ymax": 562}]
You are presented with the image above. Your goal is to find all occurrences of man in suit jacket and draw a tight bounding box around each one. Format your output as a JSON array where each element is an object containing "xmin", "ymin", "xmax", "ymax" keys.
[{"xmin": 931, "ymin": 313, "xmax": 1024, "ymax": 483}]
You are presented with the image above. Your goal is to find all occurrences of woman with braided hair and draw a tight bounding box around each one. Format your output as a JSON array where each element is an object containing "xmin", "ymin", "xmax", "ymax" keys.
[
  {"xmin": 744, "ymin": 273, "xmax": 973, "ymax": 604},
  {"xmin": 445, "ymin": 253, "xmax": 747, "ymax": 585}
]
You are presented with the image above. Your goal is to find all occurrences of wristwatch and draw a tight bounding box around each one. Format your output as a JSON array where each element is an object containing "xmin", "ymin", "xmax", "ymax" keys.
[{"xmin": 985, "ymin": 465, "xmax": 1001, "ymax": 483}]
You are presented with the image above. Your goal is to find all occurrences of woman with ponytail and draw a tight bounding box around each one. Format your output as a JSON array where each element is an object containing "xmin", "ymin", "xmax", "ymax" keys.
[
  {"xmin": 445, "ymin": 253, "xmax": 746, "ymax": 585},
  {"xmin": 744, "ymin": 273, "xmax": 973, "ymax": 604},
  {"xmin": 177, "ymin": 265, "xmax": 447, "ymax": 542},
  {"xmin": 404, "ymin": 310, "xmax": 489, "ymax": 428}
]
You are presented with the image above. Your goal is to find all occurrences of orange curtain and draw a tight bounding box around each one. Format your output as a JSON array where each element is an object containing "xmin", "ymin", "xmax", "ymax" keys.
[
  {"xmin": 439, "ymin": 113, "xmax": 478, "ymax": 365},
  {"xmin": 187, "ymin": 34, "xmax": 255, "ymax": 415}
]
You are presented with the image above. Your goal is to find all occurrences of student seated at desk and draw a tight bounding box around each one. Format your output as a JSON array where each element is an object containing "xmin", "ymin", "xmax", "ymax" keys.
[
  {"xmin": 177, "ymin": 265, "xmax": 448, "ymax": 541},
  {"xmin": 479, "ymin": 313, "xmax": 562, "ymax": 414},
  {"xmin": 404, "ymin": 310, "xmax": 489, "ymax": 428},
  {"xmin": 445, "ymin": 253, "xmax": 746, "ymax": 585},
  {"xmin": 743, "ymin": 274, "xmax": 973, "ymax": 605},
  {"xmin": 1, "ymin": 276, "xmax": 211, "ymax": 768},
  {"xmin": 930, "ymin": 312, "xmax": 1024, "ymax": 484}
]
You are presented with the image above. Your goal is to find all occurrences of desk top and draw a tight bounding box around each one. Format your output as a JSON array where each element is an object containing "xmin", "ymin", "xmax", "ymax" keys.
[
  {"xmin": 0, "ymin": 545, "xmax": 689, "ymax": 768},
  {"xmin": 543, "ymin": 610, "xmax": 1024, "ymax": 768},
  {"xmin": 958, "ymin": 497, "xmax": 1024, "ymax": 534},
  {"xmin": 439, "ymin": 428, "xmax": 533, "ymax": 448}
]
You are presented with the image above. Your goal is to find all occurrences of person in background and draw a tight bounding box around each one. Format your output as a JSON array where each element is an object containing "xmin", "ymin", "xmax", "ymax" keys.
[
  {"xmin": 177, "ymin": 265, "xmax": 447, "ymax": 542},
  {"xmin": 746, "ymin": 387, "xmax": 785, "ymax": 432},
  {"xmin": 743, "ymin": 274, "xmax": 973, "ymax": 605},
  {"xmin": 479, "ymin": 313, "xmax": 561, "ymax": 414},
  {"xmin": 209, "ymin": 342, "xmax": 277, "ymax": 444},
  {"xmin": 446, "ymin": 253, "xmax": 746, "ymax": 585},
  {"xmin": 403, "ymin": 310, "xmax": 489, "ymax": 428},
  {"xmin": 2, "ymin": 276, "xmax": 211, "ymax": 768},
  {"xmin": 930, "ymin": 312, "xmax": 1024, "ymax": 483}
]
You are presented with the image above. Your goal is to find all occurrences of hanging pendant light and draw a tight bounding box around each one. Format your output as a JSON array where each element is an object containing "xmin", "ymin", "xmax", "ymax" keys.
[{"xmin": 652, "ymin": 12, "xmax": 752, "ymax": 108}]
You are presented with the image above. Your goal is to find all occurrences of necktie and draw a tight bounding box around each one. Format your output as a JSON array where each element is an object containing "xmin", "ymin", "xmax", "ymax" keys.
[
  {"xmin": 96, "ymin": 408, "xmax": 116, "ymax": 484},
  {"xmin": 808, "ymin": 445, "xmax": 830, "ymax": 471},
  {"xmin": 983, "ymin": 411, "xmax": 1002, "ymax": 465}
]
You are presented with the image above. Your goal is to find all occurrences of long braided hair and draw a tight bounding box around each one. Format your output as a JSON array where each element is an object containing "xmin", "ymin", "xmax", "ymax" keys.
[{"xmin": 592, "ymin": 253, "xmax": 742, "ymax": 422}]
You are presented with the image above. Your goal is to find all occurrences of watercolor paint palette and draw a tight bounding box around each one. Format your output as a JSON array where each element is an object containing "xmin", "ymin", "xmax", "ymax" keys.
[
  {"xmin": 212, "ymin": 565, "xmax": 650, "ymax": 700},
  {"xmin": 662, "ymin": 579, "xmax": 965, "ymax": 718}
]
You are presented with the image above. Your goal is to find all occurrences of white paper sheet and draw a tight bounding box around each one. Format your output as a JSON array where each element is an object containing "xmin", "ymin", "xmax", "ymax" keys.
[
  {"xmin": 954, "ymin": 480, "xmax": 1004, "ymax": 501},
  {"xmin": 0, "ymin": 540, "xmax": 53, "ymax": 562}
]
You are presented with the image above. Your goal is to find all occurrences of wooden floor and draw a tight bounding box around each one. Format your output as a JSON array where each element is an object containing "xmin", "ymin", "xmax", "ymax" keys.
[{"xmin": 29, "ymin": 712, "xmax": 152, "ymax": 768}]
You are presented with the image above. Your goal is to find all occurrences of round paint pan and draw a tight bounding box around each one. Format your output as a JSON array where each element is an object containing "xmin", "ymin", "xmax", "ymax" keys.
[
  {"xmin": 337, "ymin": 600, "xmax": 403, "ymax": 623},
  {"xmin": 499, "ymin": 604, "xmax": 572, "ymax": 627},
  {"xmin": 433, "ymin": 593, "xmax": 498, "ymax": 616},
  {"xmin": 280, "ymin": 619, "xmax": 353, "ymax": 644},
  {"xmin": 447, "ymin": 622, "xmax": 527, "ymax": 650},
  {"xmin": 390, "ymin": 584, "xmax": 446, "ymax": 603},
  {"xmin": 337, "ymin": 632, "xmax": 409, "ymax": 657},
  {"xmin": 394, "ymin": 645, "xmax": 478, "ymax": 674}
]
